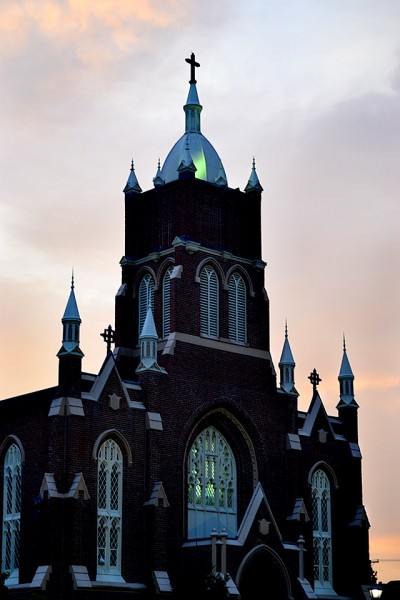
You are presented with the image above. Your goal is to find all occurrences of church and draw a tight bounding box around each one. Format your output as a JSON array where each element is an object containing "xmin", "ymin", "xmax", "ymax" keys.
[{"xmin": 0, "ymin": 55, "xmax": 372, "ymax": 599}]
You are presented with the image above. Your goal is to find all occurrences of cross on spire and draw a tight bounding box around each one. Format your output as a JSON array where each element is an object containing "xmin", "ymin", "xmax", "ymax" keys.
[
  {"xmin": 308, "ymin": 368, "xmax": 321, "ymax": 392},
  {"xmin": 185, "ymin": 52, "xmax": 200, "ymax": 84},
  {"xmin": 100, "ymin": 324, "xmax": 115, "ymax": 354}
]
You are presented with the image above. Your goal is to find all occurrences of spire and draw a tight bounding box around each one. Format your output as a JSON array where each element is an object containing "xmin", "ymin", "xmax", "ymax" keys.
[
  {"xmin": 136, "ymin": 306, "xmax": 166, "ymax": 374},
  {"xmin": 184, "ymin": 54, "xmax": 202, "ymax": 134},
  {"xmin": 58, "ymin": 274, "xmax": 83, "ymax": 358},
  {"xmin": 123, "ymin": 160, "xmax": 142, "ymax": 193},
  {"xmin": 279, "ymin": 322, "xmax": 296, "ymax": 394},
  {"xmin": 153, "ymin": 158, "xmax": 165, "ymax": 187},
  {"xmin": 245, "ymin": 158, "xmax": 263, "ymax": 193},
  {"xmin": 337, "ymin": 336, "xmax": 358, "ymax": 408}
]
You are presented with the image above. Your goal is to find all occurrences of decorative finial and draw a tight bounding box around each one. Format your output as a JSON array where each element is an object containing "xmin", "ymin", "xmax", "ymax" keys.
[
  {"xmin": 308, "ymin": 368, "xmax": 321, "ymax": 392},
  {"xmin": 71, "ymin": 268, "xmax": 74, "ymax": 290},
  {"xmin": 252, "ymin": 157, "xmax": 256, "ymax": 170},
  {"xmin": 343, "ymin": 333, "xmax": 346, "ymax": 352},
  {"xmin": 130, "ymin": 159, "xmax": 134, "ymax": 171},
  {"xmin": 185, "ymin": 52, "xmax": 200, "ymax": 84},
  {"xmin": 285, "ymin": 319, "xmax": 288, "ymax": 338},
  {"xmin": 158, "ymin": 158, "xmax": 161, "ymax": 170}
]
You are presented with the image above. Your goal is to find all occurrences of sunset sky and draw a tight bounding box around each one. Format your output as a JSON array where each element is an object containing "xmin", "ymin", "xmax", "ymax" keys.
[{"xmin": 0, "ymin": 0, "xmax": 399, "ymax": 584}]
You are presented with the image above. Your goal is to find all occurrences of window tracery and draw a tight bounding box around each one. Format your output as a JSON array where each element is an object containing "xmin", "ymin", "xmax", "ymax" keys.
[
  {"xmin": 97, "ymin": 439, "xmax": 123, "ymax": 577},
  {"xmin": 187, "ymin": 427, "xmax": 236, "ymax": 539},
  {"xmin": 2, "ymin": 444, "xmax": 21, "ymax": 578},
  {"xmin": 312, "ymin": 469, "xmax": 333, "ymax": 589}
]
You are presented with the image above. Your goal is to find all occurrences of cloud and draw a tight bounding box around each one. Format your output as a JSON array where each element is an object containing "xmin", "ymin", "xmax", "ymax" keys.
[{"xmin": 0, "ymin": 0, "xmax": 188, "ymax": 63}]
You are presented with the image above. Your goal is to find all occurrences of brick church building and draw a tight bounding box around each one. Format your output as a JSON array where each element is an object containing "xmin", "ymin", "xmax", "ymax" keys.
[{"xmin": 0, "ymin": 55, "xmax": 372, "ymax": 599}]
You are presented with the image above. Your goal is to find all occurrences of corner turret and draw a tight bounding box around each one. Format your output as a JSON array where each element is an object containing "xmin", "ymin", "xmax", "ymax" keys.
[
  {"xmin": 337, "ymin": 336, "xmax": 359, "ymax": 443},
  {"xmin": 245, "ymin": 158, "xmax": 263, "ymax": 193},
  {"xmin": 57, "ymin": 275, "xmax": 84, "ymax": 396},
  {"xmin": 124, "ymin": 160, "xmax": 142, "ymax": 194},
  {"xmin": 136, "ymin": 307, "xmax": 166, "ymax": 374},
  {"xmin": 337, "ymin": 336, "xmax": 358, "ymax": 409},
  {"xmin": 279, "ymin": 323, "xmax": 297, "ymax": 394}
]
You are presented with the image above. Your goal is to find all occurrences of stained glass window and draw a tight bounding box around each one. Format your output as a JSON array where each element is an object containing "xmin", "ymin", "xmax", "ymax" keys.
[
  {"xmin": 187, "ymin": 427, "xmax": 236, "ymax": 539},
  {"xmin": 312, "ymin": 469, "xmax": 332, "ymax": 587}
]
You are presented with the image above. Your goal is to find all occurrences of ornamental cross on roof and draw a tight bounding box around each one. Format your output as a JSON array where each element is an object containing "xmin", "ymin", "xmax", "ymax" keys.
[
  {"xmin": 185, "ymin": 52, "xmax": 200, "ymax": 84},
  {"xmin": 100, "ymin": 324, "xmax": 115, "ymax": 354},
  {"xmin": 308, "ymin": 368, "xmax": 322, "ymax": 392}
]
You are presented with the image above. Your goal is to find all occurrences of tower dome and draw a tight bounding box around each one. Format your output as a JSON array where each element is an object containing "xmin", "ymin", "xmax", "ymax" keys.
[{"xmin": 160, "ymin": 54, "xmax": 227, "ymax": 186}]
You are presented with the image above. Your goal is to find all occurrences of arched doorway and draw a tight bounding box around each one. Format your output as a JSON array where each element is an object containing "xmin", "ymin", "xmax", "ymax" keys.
[{"xmin": 237, "ymin": 545, "xmax": 291, "ymax": 600}]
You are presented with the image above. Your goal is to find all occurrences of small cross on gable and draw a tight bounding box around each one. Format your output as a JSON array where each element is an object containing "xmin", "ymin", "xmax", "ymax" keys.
[
  {"xmin": 100, "ymin": 324, "xmax": 115, "ymax": 354},
  {"xmin": 308, "ymin": 368, "xmax": 322, "ymax": 392}
]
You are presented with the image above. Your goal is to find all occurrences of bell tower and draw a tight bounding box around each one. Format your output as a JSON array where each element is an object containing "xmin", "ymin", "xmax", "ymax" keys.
[{"xmin": 114, "ymin": 55, "xmax": 275, "ymax": 389}]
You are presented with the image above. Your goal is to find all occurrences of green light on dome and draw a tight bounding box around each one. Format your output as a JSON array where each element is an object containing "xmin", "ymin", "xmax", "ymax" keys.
[{"xmin": 193, "ymin": 148, "xmax": 207, "ymax": 181}]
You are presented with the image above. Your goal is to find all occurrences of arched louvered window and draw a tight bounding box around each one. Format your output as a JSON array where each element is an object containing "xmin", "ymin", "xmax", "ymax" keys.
[
  {"xmin": 162, "ymin": 267, "xmax": 173, "ymax": 338},
  {"xmin": 2, "ymin": 444, "xmax": 22, "ymax": 580},
  {"xmin": 97, "ymin": 439, "xmax": 123, "ymax": 580},
  {"xmin": 228, "ymin": 272, "xmax": 247, "ymax": 343},
  {"xmin": 312, "ymin": 469, "xmax": 333, "ymax": 591},
  {"xmin": 138, "ymin": 274, "xmax": 154, "ymax": 339},
  {"xmin": 200, "ymin": 265, "xmax": 219, "ymax": 337},
  {"xmin": 187, "ymin": 427, "xmax": 237, "ymax": 539}
]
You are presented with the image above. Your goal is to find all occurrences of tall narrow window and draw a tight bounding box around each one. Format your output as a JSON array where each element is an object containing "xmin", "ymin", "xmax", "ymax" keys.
[
  {"xmin": 162, "ymin": 267, "xmax": 173, "ymax": 338},
  {"xmin": 312, "ymin": 469, "xmax": 333, "ymax": 591},
  {"xmin": 97, "ymin": 440, "xmax": 123, "ymax": 580},
  {"xmin": 228, "ymin": 272, "xmax": 247, "ymax": 343},
  {"xmin": 138, "ymin": 274, "xmax": 154, "ymax": 338},
  {"xmin": 187, "ymin": 427, "xmax": 236, "ymax": 539},
  {"xmin": 200, "ymin": 265, "xmax": 219, "ymax": 337},
  {"xmin": 2, "ymin": 444, "xmax": 22, "ymax": 580}
]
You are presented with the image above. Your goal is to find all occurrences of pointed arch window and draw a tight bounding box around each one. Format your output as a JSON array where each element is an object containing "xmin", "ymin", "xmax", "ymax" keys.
[
  {"xmin": 97, "ymin": 439, "xmax": 123, "ymax": 580},
  {"xmin": 228, "ymin": 272, "xmax": 247, "ymax": 343},
  {"xmin": 162, "ymin": 267, "xmax": 173, "ymax": 338},
  {"xmin": 200, "ymin": 266, "xmax": 219, "ymax": 337},
  {"xmin": 2, "ymin": 444, "xmax": 22, "ymax": 580},
  {"xmin": 138, "ymin": 274, "xmax": 154, "ymax": 339},
  {"xmin": 312, "ymin": 469, "xmax": 333, "ymax": 591},
  {"xmin": 187, "ymin": 427, "xmax": 237, "ymax": 539}
]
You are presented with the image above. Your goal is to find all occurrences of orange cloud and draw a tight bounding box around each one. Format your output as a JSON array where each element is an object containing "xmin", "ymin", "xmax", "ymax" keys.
[{"xmin": 0, "ymin": 0, "xmax": 189, "ymax": 66}]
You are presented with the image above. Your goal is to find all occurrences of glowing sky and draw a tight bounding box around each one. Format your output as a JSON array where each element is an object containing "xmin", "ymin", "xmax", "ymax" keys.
[{"xmin": 0, "ymin": 0, "xmax": 399, "ymax": 584}]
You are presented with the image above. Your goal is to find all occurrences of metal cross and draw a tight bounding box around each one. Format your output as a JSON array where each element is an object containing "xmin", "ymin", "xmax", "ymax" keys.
[
  {"xmin": 185, "ymin": 52, "xmax": 200, "ymax": 84},
  {"xmin": 100, "ymin": 324, "xmax": 115, "ymax": 354},
  {"xmin": 308, "ymin": 368, "xmax": 322, "ymax": 392}
]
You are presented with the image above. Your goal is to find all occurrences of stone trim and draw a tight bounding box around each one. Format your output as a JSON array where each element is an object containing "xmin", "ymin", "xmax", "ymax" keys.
[
  {"xmin": 153, "ymin": 571, "xmax": 173, "ymax": 593},
  {"xmin": 48, "ymin": 397, "xmax": 84, "ymax": 417},
  {"xmin": 40, "ymin": 473, "xmax": 90, "ymax": 499},
  {"xmin": 162, "ymin": 331, "xmax": 272, "ymax": 360},
  {"xmin": 70, "ymin": 565, "xmax": 92, "ymax": 589},
  {"xmin": 146, "ymin": 412, "xmax": 163, "ymax": 431},
  {"xmin": 31, "ymin": 565, "xmax": 52, "ymax": 589}
]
